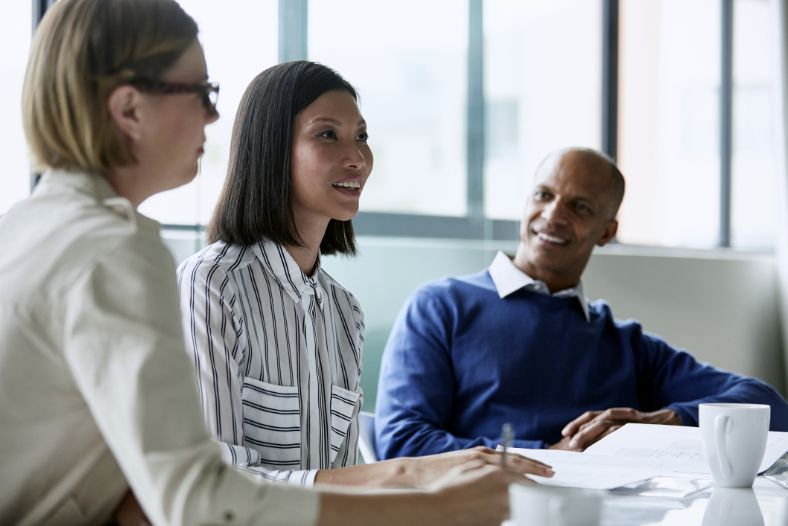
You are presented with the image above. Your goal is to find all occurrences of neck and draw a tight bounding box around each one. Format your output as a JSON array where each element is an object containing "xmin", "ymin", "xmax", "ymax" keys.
[
  {"xmin": 284, "ymin": 243, "xmax": 320, "ymax": 276},
  {"xmin": 512, "ymin": 246, "xmax": 582, "ymax": 294},
  {"xmin": 284, "ymin": 213, "xmax": 330, "ymax": 276},
  {"xmin": 105, "ymin": 164, "xmax": 159, "ymax": 208}
]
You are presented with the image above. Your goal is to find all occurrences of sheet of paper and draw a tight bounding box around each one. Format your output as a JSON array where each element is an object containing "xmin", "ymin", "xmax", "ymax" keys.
[
  {"xmin": 504, "ymin": 447, "xmax": 664, "ymax": 490},
  {"xmin": 584, "ymin": 423, "xmax": 788, "ymax": 475}
]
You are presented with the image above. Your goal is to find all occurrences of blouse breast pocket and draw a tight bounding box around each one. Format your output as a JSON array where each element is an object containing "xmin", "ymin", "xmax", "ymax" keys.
[
  {"xmin": 240, "ymin": 377, "xmax": 301, "ymax": 469},
  {"xmin": 329, "ymin": 384, "xmax": 361, "ymax": 465}
]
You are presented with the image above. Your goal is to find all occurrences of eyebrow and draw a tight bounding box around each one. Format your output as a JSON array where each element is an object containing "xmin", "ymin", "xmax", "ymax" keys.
[
  {"xmin": 306, "ymin": 117, "xmax": 367, "ymax": 127},
  {"xmin": 534, "ymin": 185, "xmax": 596, "ymax": 204}
]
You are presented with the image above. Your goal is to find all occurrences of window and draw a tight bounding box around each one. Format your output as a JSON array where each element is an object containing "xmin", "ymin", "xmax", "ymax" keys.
[
  {"xmin": 12, "ymin": 1, "xmax": 780, "ymax": 251},
  {"xmin": 617, "ymin": 0, "xmax": 722, "ymax": 247},
  {"xmin": 732, "ymin": 0, "xmax": 776, "ymax": 248},
  {"xmin": 309, "ymin": 0, "xmax": 468, "ymax": 216},
  {"xmin": 1, "ymin": 3, "xmax": 32, "ymax": 214},
  {"xmin": 139, "ymin": 1, "xmax": 278, "ymax": 225},
  {"xmin": 484, "ymin": 0, "xmax": 603, "ymax": 220}
]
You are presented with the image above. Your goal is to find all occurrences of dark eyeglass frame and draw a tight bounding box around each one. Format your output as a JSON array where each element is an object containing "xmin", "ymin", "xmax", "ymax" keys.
[{"xmin": 128, "ymin": 78, "xmax": 220, "ymax": 115}]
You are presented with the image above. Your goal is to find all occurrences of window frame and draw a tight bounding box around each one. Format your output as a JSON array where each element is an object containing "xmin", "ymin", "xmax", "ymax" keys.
[{"xmin": 30, "ymin": 0, "xmax": 743, "ymax": 248}]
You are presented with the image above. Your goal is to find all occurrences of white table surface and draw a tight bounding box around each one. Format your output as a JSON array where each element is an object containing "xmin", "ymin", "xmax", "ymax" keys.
[{"xmin": 505, "ymin": 477, "xmax": 788, "ymax": 525}]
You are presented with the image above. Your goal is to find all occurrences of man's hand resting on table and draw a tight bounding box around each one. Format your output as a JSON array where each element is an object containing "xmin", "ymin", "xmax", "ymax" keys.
[{"xmin": 550, "ymin": 407, "xmax": 682, "ymax": 451}]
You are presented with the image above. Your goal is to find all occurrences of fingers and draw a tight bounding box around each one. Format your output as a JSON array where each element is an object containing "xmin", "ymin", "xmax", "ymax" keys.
[
  {"xmin": 464, "ymin": 447, "xmax": 554, "ymax": 477},
  {"xmin": 561, "ymin": 410, "xmax": 600, "ymax": 437},
  {"xmin": 503, "ymin": 454, "xmax": 554, "ymax": 477},
  {"xmin": 567, "ymin": 408, "xmax": 641, "ymax": 450},
  {"xmin": 598, "ymin": 424, "xmax": 621, "ymax": 442},
  {"xmin": 568, "ymin": 420, "xmax": 610, "ymax": 450},
  {"xmin": 549, "ymin": 435, "xmax": 582, "ymax": 451},
  {"xmin": 594, "ymin": 407, "xmax": 641, "ymax": 422},
  {"xmin": 562, "ymin": 407, "xmax": 643, "ymax": 438}
]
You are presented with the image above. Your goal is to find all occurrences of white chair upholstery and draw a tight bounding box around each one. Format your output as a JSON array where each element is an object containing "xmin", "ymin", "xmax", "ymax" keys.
[{"xmin": 358, "ymin": 410, "xmax": 378, "ymax": 464}]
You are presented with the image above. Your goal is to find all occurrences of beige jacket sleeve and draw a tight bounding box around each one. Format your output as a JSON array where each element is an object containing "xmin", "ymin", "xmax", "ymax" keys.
[{"xmin": 61, "ymin": 226, "xmax": 319, "ymax": 526}]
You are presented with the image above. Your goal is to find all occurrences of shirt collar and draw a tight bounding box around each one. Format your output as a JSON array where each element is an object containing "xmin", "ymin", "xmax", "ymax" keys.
[
  {"xmin": 36, "ymin": 169, "xmax": 159, "ymax": 233},
  {"xmin": 37, "ymin": 169, "xmax": 118, "ymax": 201},
  {"xmin": 252, "ymin": 239, "xmax": 324, "ymax": 304},
  {"xmin": 488, "ymin": 251, "xmax": 589, "ymax": 321}
]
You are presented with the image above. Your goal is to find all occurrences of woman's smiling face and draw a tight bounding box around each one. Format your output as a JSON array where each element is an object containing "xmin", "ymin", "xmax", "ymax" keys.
[{"xmin": 289, "ymin": 89, "xmax": 372, "ymax": 230}]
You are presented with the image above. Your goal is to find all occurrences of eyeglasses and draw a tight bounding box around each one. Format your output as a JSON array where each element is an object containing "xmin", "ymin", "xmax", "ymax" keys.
[{"xmin": 129, "ymin": 78, "xmax": 220, "ymax": 115}]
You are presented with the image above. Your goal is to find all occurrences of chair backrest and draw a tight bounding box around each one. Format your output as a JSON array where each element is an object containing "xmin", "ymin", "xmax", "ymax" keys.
[{"xmin": 358, "ymin": 410, "xmax": 378, "ymax": 464}]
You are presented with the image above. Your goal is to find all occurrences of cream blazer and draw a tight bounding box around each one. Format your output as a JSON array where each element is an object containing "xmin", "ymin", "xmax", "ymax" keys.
[{"xmin": 0, "ymin": 171, "xmax": 318, "ymax": 526}]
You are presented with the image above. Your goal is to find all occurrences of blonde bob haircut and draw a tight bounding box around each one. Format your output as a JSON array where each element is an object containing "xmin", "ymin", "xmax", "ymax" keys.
[{"xmin": 23, "ymin": 0, "xmax": 198, "ymax": 174}]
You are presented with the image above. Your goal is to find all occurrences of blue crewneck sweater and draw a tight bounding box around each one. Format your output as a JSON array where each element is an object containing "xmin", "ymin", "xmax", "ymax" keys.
[{"xmin": 375, "ymin": 270, "xmax": 788, "ymax": 457}]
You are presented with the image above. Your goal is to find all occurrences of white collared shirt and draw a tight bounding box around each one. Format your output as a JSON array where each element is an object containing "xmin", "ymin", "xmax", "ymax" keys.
[
  {"xmin": 488, "ymin": 251, "xmax": 590, "ymax": 321},
  {"xmin": 178, "ymin": 239, "xmax": 364, "ymax": 487},
  {"xmin": 0, "ymin": 171, "xmax": 318, "ymax": 525}
]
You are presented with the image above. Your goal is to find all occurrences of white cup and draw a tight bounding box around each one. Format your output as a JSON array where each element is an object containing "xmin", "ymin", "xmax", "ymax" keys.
[
  {"xmin": 508, "ymin": 484, "xmax": 602, "ymax": 526},
  {"xmin": 699, "ymin": 403, "xmax": 770, "ymax": 488}
]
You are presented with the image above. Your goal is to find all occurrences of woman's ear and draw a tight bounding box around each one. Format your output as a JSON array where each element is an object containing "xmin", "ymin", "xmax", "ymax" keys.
[{"xmin": 107, "ymin": 85, "xmax": 143, "ymax": 142}]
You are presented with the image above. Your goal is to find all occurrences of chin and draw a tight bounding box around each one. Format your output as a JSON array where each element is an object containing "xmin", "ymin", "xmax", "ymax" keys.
[{"xmin": 333, "ymin": 207, "xmax": 360, "ymax": 222}]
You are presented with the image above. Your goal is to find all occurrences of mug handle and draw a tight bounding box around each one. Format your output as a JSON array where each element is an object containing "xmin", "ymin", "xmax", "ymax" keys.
[{"xmin": 715, "ymin": 414, "xmax": 733, "ymax": 480}]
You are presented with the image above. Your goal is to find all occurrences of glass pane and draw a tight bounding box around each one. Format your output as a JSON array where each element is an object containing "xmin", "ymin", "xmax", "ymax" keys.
[
  {"xmin": 139, "ymin": 1, "xmax": 278, "ymax": 224},
  {"xmin": 484, "ymin": 0, "xmax": 603, "ymax": 220},
  {"xmin": 1, "ymin": 4, "xmax": 32, "ymax": 214},
  {"xmin": 617, "ymin": 0, "xmax": 721, "ymax": 247},
  {"xmin": 309, "ymin": 0, "xmax": 468, "ymax": 216},
  {"xmin": 731, "ymin": 0, "xmax": 777, "ymax": 249}
]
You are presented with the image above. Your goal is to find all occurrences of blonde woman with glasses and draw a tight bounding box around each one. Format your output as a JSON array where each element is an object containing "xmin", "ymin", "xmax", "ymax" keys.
[{"xmin": 0, "ymin": 0, "xmax": 531, "ymax": 524}]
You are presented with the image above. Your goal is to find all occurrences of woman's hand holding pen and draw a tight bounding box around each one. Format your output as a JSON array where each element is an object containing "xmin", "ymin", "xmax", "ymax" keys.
[{"xmin": 396, "ymin": 445, "xmax": 554, "ymax": 488}]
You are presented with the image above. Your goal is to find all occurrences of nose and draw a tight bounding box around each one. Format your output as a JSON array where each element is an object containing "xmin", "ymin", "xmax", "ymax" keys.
[
  {"xmin": 345, "ymin": 143, "xmax": 368, "ymax": 171},
  {"xmin": 205, "ymin": 107, "xmax": 219, "ymax": 124},
  {"xmin": 540, "ymin": 200, "xmax": 568, "ymax": 226}
]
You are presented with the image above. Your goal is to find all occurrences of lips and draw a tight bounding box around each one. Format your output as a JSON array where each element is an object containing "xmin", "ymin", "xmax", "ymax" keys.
[
  {"xmin": 332, "ymin": 180, "xmax": 361, "ymax": 190},
  {"xmin": 331, "ymin": 178, "xmax": 365, "ymax": 197},
  {"xmin": 533, "ymin": 230, "xmax": 569, "ymax": 246}
]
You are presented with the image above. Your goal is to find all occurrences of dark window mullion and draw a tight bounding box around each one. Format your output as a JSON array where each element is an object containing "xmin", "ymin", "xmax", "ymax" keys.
[
  {"xmin": 467, "ymin": 0, "xmax": 486, "ymax": 238},
  {"xmin": 30, "ymin": 0, "xmax": 55, "ymax": 193},
  {"xmin": 602, "ymin": 0, "xmax": 619, "ymax": 161},
  {"xmin": 719, "ymin": 0, "xmax": 733, "ymax": 247}
]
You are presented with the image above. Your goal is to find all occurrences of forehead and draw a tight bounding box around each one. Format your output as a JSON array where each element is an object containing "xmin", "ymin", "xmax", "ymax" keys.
[
  {"xmin": 533, "ymin": 153, "xmax": 614, "ymax": 200},
  {"xmin": 296, "ymin": 89, "xmax": 362, "ymax": 124}
]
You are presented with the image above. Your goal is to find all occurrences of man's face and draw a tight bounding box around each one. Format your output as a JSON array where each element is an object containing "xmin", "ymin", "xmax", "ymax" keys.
[{"xmin": 516, "ymin": 152, "xmax": 619, "ymax": 290}]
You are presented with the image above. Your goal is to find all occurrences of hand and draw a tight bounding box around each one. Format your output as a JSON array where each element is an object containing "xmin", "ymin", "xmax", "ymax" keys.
[
  {"xmin": 553, "ymin": 407, "xmax": 681, "ymax": 451},
  {"xmin": 426, "ymin": 461, "xmax": 529, "ymax": 526},
  {"xmin": 404, "ymin": 445, "xmax": 554, "ymax": 487},
  {"xmin": 113, "ymin": 490, "xmax": 151, "ymax": 526}
]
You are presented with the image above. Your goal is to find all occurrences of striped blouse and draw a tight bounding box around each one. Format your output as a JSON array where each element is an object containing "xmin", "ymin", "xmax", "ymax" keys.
[{"xmin": 177, "ymin": 239, "xmax": 364, "ymax": 487}]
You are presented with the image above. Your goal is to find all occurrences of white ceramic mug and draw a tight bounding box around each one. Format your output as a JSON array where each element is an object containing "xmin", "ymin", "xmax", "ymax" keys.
[
  {"xmin": 509, "ymin": 484, "xmax": 602, "ymax": 526},
  {"xmin": 699, "ymin": 403, "xmax": 770, "ymax": 488}
]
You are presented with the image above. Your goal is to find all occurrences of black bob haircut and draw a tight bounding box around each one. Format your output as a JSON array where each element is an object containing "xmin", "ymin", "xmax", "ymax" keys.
[{"xmin": 207, "ymin": 60, "xmax": 359, "ymax": 255}]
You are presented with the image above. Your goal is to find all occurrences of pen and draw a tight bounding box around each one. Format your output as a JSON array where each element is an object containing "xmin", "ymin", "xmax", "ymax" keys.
[{"xmin": 500, "ymin": 422, "xmax": 513, "ymax": 469}]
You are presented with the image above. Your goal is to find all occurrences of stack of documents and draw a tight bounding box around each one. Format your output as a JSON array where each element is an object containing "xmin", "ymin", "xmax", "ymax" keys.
[{"xmin": 502, "ymin": 424, "xmax": 788, "ymax": 492}]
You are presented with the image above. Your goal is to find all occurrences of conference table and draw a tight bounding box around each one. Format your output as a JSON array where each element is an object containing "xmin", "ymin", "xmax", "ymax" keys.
[
  {"xmin": 501, "ymin": 424, "xmax": 788, "ymax": 525},
  {"xmin": 503, "ymin": 477, "xmax": 788, "ymax": 525},
  {"xmin": 599, "ymin": 478, "xmax": 788, "ymax": 525}
]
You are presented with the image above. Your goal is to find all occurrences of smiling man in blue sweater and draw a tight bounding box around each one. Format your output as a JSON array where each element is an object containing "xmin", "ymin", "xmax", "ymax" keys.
[{"xmin": 375, "ymin": 147, "xmax": 788, "ymax": 457}]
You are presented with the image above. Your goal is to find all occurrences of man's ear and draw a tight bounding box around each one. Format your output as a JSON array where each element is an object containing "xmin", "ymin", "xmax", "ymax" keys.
[
  {"xmin": 597, "ymin": 219, "xmax": 618, "ymax": 247},
  {"xmin": 107, "ymin": 85, "xmax": 143, "ymax": 142}
]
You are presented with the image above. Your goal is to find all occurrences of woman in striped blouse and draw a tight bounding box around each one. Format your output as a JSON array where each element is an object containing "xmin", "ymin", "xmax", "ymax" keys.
[{"xmin": 177, "ymin": 61, "xmax": 551, "ymax": 488}]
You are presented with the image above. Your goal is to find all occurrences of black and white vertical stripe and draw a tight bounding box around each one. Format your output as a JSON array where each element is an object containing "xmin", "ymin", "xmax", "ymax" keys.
[{"xmin": 177, "ymin": 239, "xmax": 364, "ymax": 487}]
